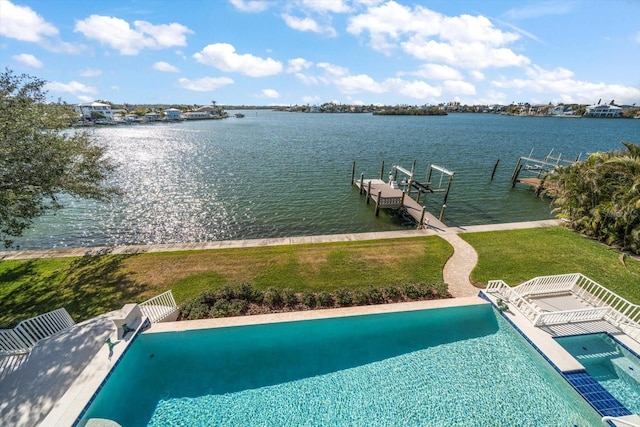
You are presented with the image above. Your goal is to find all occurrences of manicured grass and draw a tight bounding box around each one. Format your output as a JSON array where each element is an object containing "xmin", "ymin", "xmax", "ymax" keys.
[
  {"xmin": 462, "ymin": 227, "xmax": 640, "ymax": 303},
  {"xmin": 0, "ymin": 236, "xmax": 451, "ymax": 327},
  {"xmin": 3, "ymin": 226, "xmax": 638, "ymax": 329}
]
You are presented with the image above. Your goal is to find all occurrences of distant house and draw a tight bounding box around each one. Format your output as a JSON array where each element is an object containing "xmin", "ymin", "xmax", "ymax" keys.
[
  {"xmin": 183, "ymin": 111, "xmax": 213, "ymax": 120},
  {"xmin": 74, "ymin": 102, "xmax": 114, "ymax": 122},
  {"xmin": 584, "ymin": 103, "xmax": 622, "ymax": 117},
  {"xmin": 144, "ymin": 112, "xmax": 161, "ymax": 122},
  {"xmin": 164, "ymin": 108, "xmax": 181, "ymax": 121}
]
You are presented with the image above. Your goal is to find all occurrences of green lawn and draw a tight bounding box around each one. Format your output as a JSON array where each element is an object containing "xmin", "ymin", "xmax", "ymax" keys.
[
  {"xmin": 2, "ymin": 226, "xmax": 638, "ymax": 329},
  {"xmin": 0, "ymin": 236, "xmax": 451, "ymax": 328},
  {"xmin": 461, "ymin": 227, "xmax": 640, "ymax": 303}
]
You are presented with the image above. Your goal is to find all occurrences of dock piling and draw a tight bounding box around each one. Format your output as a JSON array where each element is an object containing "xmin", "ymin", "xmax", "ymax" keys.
[
  {"xmin": 351, "ymin": 161, "xmax": 356, "ymax": 184},
  {"xmin": 359, "ymin": 173, "xmax": 364, "ymax": 194},
  {"xmin": 490, "ymin": 159, "xmax": 500, "ymax": 181},
  {"xmin": 419, "ymin": 207, "xmax": 426, "ymax": 229},
  {"xmin": 366, "ymin": 180, "xmax": 372, "ymax": 204},
  {"xmin": 379, "ymin": 161, "xmax": 385, "ymax": 180},
  {"xmin": 375, "ymin": 190, "xmax": 382, "ymax": 216}
]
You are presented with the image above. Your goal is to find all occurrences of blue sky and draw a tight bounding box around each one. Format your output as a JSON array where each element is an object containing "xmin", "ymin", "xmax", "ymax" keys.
[{"xmin": 1, "ymin": 0, "xmax": 639, "ymax": 106}]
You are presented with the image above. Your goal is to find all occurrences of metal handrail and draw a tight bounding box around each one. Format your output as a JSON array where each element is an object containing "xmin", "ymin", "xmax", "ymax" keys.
[
  {"xmin": 139, "ymin": 290, "xmax": 178, "ymax": 323},
  {"xmin": 0, "ymin": 308, "xmax": 75, "ymax": 356},
  {"xmin": 602, "ymin": 416, "xmax": 640, "ymax": 426},
  {"xmin": 487, "ymin": 274, "xmax": 640, "ymax": 342}
]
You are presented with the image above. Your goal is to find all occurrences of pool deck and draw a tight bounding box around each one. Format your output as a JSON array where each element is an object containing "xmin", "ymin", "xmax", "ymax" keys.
[{"xmin": 3, "ymin": 219, "xmax": 640, "ymax": 426}]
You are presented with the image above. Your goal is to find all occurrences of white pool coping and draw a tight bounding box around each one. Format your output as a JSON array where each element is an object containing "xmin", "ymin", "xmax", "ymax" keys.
[
  {"xmin": 147, "ymin": 296, "xmax": 487, "ymax": 334},
  {"xmin": 28, "ymin": 297, "xmax": 486, "ymax": 427},
  {"xmin": 6, "ymin": 293, "xmax": 639, "ymax": 426}
]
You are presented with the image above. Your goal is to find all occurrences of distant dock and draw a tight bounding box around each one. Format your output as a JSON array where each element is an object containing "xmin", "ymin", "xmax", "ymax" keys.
[
  {"xmin": 510, "ymin": 149, "xmax": 579, "ymax": 195},
  {"xmin": 351, "ymin": 161, "xmax": 453, "ymax": 231}
]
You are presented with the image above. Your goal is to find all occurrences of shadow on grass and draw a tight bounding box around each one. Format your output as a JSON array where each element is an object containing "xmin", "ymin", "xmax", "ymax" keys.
[{"xmin": 0, "ymin": 252, "xmax": 145, "ymax": 328}]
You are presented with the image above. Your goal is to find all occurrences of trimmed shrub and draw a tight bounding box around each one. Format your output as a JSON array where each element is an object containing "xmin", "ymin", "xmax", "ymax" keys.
[
  {"xmin": 264, "ymin": 287, "xmax": 284, "ymax": 309},
  {"xmin": 367, "ymin": 287, "xmax": 384, "ymax": 304},
  {"xmin": 383, "ymin": 286, "xmax": 402, "ymax": 302},
  {"xmin": 282, "ymin": 288, "xmax": 299, "ymax": 308},
  {"xmin": 351, "ymin": 289, "xmax": 369, "ymax": 306},
  {"xmin": 228, "ymin": 299, "xmax": 249, "ymax": 316},
  {"xmin": 210, "ymin": 299, "xmax": 229, "ymax": 318},
  {"xmin": 317, "ymin": 291, "xmax": 334, "ymax": 307},
  {"xmin": 215, "ymin": 285, "xmax": 236, "ymax": 301},
  {"xmin": 335, "ymin": 288, "xmax": 353, "ymax": 307},
  {"xmin": 403, "ymin": 283, "xmax": 420, "ymax": 300},
  {"xmin": 235, "ymin": 283, "xmax": 264, "ymax": 304},
  {"xmin": 301, "ymin": 291, "xmax": 317, "ymax": 308}
]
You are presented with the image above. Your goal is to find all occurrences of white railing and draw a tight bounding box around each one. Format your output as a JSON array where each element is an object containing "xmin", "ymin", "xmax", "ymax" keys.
[
  {"xmin": 0, "ymin": 308, "xmax": 75, "ymax": 356},
  {"xmin": 570, "ymin": 274, "xmax": 640, "ymax": 340},
  {"xmin": 534, "ymin": 307, "xmax": 610, "ymax": 326},
  {"xmin": 487, "ymin": 273, "xmax": 640, "ymax": 342},
  {"xmin": 512, "ymin": 273, "xmax": 579, "ymax": 297},
  {"xmin": 602, "ymin": 416, "xmax": 640, "ymax": 426},
  {"xmin": 486, "ymin": 280, "xmax": 539, "ymax": 322},
  {"xmin": 0, "ymin": 329, "xmax": 32, "ymax": 355},
  {"xmin": 378, "ymin": 196, "xmax": 403, "ymax": 208},
  {"xmin": 140, "ymin": 290, "xmax": 178, "ymax": 323}
]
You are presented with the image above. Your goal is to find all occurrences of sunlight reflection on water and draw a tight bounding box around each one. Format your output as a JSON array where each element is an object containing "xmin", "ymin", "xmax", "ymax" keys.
[{"xmin": 10, "ymin": 112, "xmax": 638, "ymax": 250}]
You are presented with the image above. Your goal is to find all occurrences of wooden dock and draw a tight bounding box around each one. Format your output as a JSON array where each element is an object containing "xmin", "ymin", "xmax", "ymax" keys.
[{"xmin": 353, "ymin": 178, "xmax": 447, "ymax": 231}]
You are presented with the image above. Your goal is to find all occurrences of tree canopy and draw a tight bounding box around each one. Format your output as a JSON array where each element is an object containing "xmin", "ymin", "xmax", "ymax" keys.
[
  {"xmin": 0, "ymin": 69, "xmax": 119, "ymax": 248},
  {"xmin": 545, "ymin": 142, "xmax": 640, "ymax": 254}
]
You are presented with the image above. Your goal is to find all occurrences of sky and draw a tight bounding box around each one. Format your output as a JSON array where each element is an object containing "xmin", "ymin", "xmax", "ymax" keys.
[{"xmin": 1, "ymin": 0, "xmax": 639, "ymax": 107}]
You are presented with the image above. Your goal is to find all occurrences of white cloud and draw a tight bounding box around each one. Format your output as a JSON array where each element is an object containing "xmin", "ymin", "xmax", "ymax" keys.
[
  {"xmin": 282, "ymin": 14, "xmax": 318, "ymax": 32},
  {"xmin": 287, "ymin": 58, "xmax": 313, "ymax": 73},
  {"xmin": 386, "ymin": 78, "xmax": 441, "ymax": 99},
  {"xmin": 77, "ymin": 95, "xmax": 94, "ymax": 102},
  {"xmin": 402, "ymin": 38, "xmax": 530, "ymax": 69},
  {"xmin": 491, "ymin": 65, "xmax": 640, "ymax": 104},
  {"xmin": 299, "ymin": 0, "xmax": 351, "ymax": 13},
  {"xmin": 443, "ymin": 80, "xmax": 476, "ymax": 95},
  {"xmin": 80, "ymin": 68, "xmax": 102, "ymax": 77},
  {"xmin": 12, "ymin": 53, "xmax": 42, "ymax": 68},
  {"xmin": 347, "ymin": 2, "xmax": 527, "ymax": 70},
  {"xmin": 153, "ymin": 61, "xmax": 180, "ymax": 73},
  {"xmin": 74, "ymin": 15, "xmax": 193, "ymax": 55},
  {"xmin": 281, "ymin": 14, "xmax": 337, "ymax": 37},
  {"xmin": 262, "ymin": 88, "xmax": 280, "ymax": 98},
  {"xmin": 0, "ymin": 0, "xmax": 58, "ymax": 42},
  {"xmin": 45, "ymin": 80, "xmax": 97, "ymax": 94},
  {"xmin": 178, "ymin": 76, "xmax": 234, "ymax": 91},
  {"xmin": 295, "ymin": 73, "xmax": 319, "ymax": 85},
  {"xmin": 503, "ymin": 3, "xmax": 573, "ymax": 20},
  {"xmin": 193, "ymin": 43, "xmax": 283, "ymax": 77},
  {"xmin": 302, "ymin": 95, "xmax": 321, "ymax": 103},
  {"xmin": 469, "ymin": 70, "xmax": 485, "ymax": 81},
  {"xmin": 228, "ymin": 0, "xmax": 270, "ymax": 13},
  {"xmin": 412, "ymin": 64, "xmax": 462, "ymax": 80}
]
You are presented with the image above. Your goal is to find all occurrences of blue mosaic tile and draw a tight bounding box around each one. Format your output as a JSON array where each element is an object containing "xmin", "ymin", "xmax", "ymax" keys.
[{"xmin": 478, "ymin": 290, "xmax": 633, "ymax": 419}]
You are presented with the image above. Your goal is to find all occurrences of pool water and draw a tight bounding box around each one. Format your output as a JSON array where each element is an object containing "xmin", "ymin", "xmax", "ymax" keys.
[
  {"xmin": 556, "ymin": 333, "xmax": 640, "ymax": 414},
  {"xmin": 79, "ymin": 304, "xmax": 600, "ymax": 426}
]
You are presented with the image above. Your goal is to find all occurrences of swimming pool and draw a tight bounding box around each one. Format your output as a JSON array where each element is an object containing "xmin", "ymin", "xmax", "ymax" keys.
[
  {"xmin": 78, "ymin": 304, "xmax": 600, "ymax": 426},
  {"xmin": 556, "ymin": 333, "xmax": 640, "ymax": 415}
]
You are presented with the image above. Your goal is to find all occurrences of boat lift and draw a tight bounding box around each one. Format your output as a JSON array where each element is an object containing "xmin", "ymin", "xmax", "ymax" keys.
[{"xmin": 392, "ymin": 161, "xmax": 455, "ymax": 221}]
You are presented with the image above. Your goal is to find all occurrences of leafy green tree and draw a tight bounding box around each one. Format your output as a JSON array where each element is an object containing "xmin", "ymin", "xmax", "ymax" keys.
[
  {"xmin": 545, "ymin": 142, "xmax": 640, "ymax": 254},
  {"xmin": 0, "ymin": 69, "xmax": 119, "ymax": 248}
]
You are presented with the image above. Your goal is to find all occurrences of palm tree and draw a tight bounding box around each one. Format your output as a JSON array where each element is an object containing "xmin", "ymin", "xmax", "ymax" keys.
[{"xmin": 545, "ymin": 142, "xmax": 640, "ymax": 254}]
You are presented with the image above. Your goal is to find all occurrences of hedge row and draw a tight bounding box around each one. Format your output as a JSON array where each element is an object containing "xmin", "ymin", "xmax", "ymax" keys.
[{"xmin": 180, "ymin": 282, "xmax": 450, "ymax": 320}]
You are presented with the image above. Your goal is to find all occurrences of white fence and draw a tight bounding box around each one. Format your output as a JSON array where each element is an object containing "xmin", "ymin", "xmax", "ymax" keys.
[
  {"xmin": 0, "ymin": 308, "xmax": 75, "ymax": 356},
  {"xmin": 140, "ymin": 290, "xmax": 178, "ymax": 323},
  {"xmin": 486, "ymin": 273, "xmax": 640, "ymax": 341},
  {"xmin": 486, "ymin": 279, "xmax": 539, "ymax": 322}
]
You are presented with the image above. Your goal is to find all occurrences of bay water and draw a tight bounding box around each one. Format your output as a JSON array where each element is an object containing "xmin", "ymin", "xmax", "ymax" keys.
[{"xmin": 8, "ymin": 112, "xmax": 639, "ymax": 251}]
